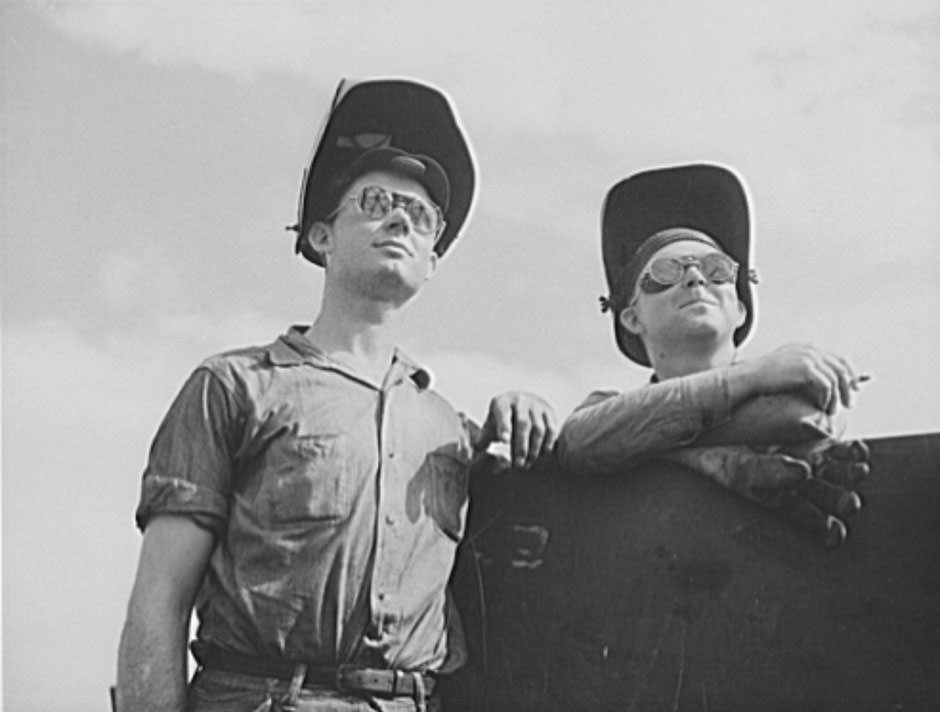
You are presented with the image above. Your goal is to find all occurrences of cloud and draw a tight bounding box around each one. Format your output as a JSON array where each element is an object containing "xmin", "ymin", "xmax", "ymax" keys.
[
  {"xmin": 31, "ymin": 0, "xmax": 323, "ymax": 79},
  {"xmin": 4, "ymin": 321, "xmax": 164, "ymax": 707},
  {"xmin": 2, "ymin": 312, "xmax": 293, "ymax": 708},
  {"xmin": 421, "ymin": 348, "xmax": 639, "ymax": 425},
  {"xmin": 27, "ymin": 0, "xmax": 938, "ymax": 194},
  {"xmin": 749, "ymin": 1, "xmax": 938, "ymax": 124},
  {"xmin": 99, "ymin": 252, "xmax": 144, "ymax": 307}
]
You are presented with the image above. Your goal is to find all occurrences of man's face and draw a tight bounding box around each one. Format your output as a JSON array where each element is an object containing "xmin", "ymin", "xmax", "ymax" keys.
[
  {"xmin": 313, "ymin": 170, "xmax": 440, "ymax": 303},
  {"xmin": 621, "ymin": 239, "xmax": 746, "ymax": 350}
]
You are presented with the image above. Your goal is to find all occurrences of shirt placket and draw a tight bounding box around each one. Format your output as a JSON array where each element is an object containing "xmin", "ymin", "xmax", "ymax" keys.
[{"xmin": 367, "ymin": 372, "xmax": 407, "ymax": 656}]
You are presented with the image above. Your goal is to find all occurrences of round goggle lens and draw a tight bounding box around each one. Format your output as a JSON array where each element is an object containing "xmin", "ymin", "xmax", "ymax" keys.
[{"xmin": 645, "ymin": 253, "xmax": 738, "ymax": 287}]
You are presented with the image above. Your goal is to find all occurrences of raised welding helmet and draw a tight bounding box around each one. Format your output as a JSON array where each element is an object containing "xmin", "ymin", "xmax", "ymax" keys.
[
  {"xmin": 601, "ymin": 163, "xmax": 756, "ymax": 366},
  {"xmin": 290, "ymin": 77, "xmax": 477, "ymax": 266}
]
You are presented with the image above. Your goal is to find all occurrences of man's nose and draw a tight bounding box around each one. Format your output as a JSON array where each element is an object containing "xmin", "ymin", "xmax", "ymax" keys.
[
  {"xmin": 383, "ymin": 208, "xmax": 412, "ymax": 236},
  {"xmin": 683, "ymin": 264, "xmax": 707, "ymax": 286}
]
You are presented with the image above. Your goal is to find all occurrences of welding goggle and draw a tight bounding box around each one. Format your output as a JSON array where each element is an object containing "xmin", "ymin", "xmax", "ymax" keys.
[
  {"xmin": 636, "ymin": 252, "xmax": 739, "ymax": 297},
  {"xmin": 331, "ymin": 184, "xmax": 445, "ymax": 239}
]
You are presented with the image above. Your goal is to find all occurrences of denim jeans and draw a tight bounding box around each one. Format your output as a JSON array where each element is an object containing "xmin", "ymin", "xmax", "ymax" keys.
[{"xmin": 186, "ymin": 668, "xmax": 441, "ymax": 712}]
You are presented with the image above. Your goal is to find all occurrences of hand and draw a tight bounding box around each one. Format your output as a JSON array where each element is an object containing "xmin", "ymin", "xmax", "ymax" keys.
[
  {"xmin": 477, "ymin": 392, "xmax": 557, "ymax": 469},
  {"xmin": 742, "ymin": 344, "xmax": 866, "ymax": 414},
  {"xmin": 777, "ymin": 438, "xmax": 870, "ymax": 488},
  {"xmin": 662, "ymin": 441, "xmax": 869, "ymax": 547},
  {"xmin": 662, "ymin": 446, "xmax": 810, "ymax": 509},
  {"xmin": 775, "ymin": 438, "xmax": 870, "ymax": 546}
]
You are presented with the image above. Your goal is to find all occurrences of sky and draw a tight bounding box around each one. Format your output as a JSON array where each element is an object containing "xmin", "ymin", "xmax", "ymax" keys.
[{"xmin": 1, "ymin": 0, "xmax": 938, "ymax": 709}]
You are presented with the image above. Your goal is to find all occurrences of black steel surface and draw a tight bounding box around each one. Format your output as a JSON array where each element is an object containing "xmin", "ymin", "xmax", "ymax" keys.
[{"xmin": 443, "ymin": 434, "xmax": 940, "ymax": 711}]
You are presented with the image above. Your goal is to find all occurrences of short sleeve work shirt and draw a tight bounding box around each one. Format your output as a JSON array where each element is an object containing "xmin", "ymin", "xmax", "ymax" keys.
[{"xmin": 136, "ymin": 327, "xmax": 473, "ymax": 671}]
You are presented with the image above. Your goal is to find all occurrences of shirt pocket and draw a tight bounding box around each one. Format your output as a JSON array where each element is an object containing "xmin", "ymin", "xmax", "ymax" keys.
[
  {"xmin": 428, "ymin": 451, "xmax": 470, "ymax": 542},
  {"xmin": 259, "ymin": 433, "xmax": 350, "ymax": 524}
]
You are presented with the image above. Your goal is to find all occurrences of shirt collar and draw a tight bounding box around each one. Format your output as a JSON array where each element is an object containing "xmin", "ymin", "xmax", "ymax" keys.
[{"xmin": 267, "ymin": 326, "xmax": 432, "ymax": 391}]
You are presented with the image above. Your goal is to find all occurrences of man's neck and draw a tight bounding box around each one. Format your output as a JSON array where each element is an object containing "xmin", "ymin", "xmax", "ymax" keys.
[
  {"xmin": 305, "ymin": 282, "xmax": 403, "ymax": 384},
  {"xmin": 647, "ymin": 339, "xmax": 738, "ymax": 380}
]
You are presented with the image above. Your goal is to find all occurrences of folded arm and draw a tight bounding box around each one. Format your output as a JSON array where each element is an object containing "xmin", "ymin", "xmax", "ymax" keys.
[
  {"xmin": 558, "ymin": 368, "xmax": 734, "ymax": 471},
  {"xmin": 558, "ymin": 343, "xmax": 862, "ymax": 472}
]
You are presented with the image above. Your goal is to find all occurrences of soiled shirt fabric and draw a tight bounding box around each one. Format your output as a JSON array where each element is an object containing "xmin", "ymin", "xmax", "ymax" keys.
[
  {"xmin": 557, "ymin": 366, "xmax": 840, "ymax": 475},
  {"xmin": 557, "ymin": 369, "xmax": 733, "ymax": 473},
  {"xmin": 136, "ymin": 327, "xmax": 473, "ymax": 673}
]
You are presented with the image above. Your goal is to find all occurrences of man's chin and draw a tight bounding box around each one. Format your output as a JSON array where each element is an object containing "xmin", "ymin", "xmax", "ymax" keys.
[
  {"xmin": 360, "ymin": 265, "xmax": 424, "ymax": 303},
  {"xmin": 670, "ymin": 318, "xmax": 729, "ymax": 342}
]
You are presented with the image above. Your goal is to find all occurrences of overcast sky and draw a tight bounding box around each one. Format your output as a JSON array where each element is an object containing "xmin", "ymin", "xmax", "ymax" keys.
[{"xmin": 2, "ymin": 0, "xmax": 938, "ymax": 709}]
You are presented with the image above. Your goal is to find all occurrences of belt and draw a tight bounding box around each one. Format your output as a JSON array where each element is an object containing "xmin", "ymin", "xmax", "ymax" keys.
[{"xmin": 192, "ymin": 642, "xmax": 437, "ymax": 698}]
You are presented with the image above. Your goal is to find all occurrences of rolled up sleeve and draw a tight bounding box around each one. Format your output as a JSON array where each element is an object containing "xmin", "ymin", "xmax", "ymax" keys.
[{"xmin": 135, "ymin": 366, "xmax": 242, "ymax": 537}]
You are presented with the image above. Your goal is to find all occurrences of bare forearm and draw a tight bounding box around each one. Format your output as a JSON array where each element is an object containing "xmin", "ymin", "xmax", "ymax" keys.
[
  {"xmin": 117, "ymin": 609, "xmax": 189, "ymax": 711},
  {"xmin": 116, "ymin": 603, "xmax": 190, "ymax": 712},
  {"xmin": 116, "ymin": 516, "xmax": 215, "ymax": 711}
]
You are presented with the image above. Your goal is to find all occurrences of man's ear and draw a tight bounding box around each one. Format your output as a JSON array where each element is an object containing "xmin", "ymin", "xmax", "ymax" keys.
[
  {"xmin": 735, "ymin": 298, "xmax": 747, "ymax": 328},
  {"xmin": 424, "ymin": 251, "xmax": 439, "ymax": 282},
  {"xmin": 305, "ymin": 222, "xmax": 332, "ymax": 262},
  {"xmin": 619, "ymin": 305, "xmax": 645, "ymax": 336}
]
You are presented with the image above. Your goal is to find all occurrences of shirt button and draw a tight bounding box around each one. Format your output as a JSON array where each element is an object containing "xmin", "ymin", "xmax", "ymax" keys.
[
  {"xmin": 385, "ymin": 514, "xmax": 396, "ymax": 526},
  {"xmin": 388, "ymin": 452, "xmax": 396, "ymax": 459}
]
